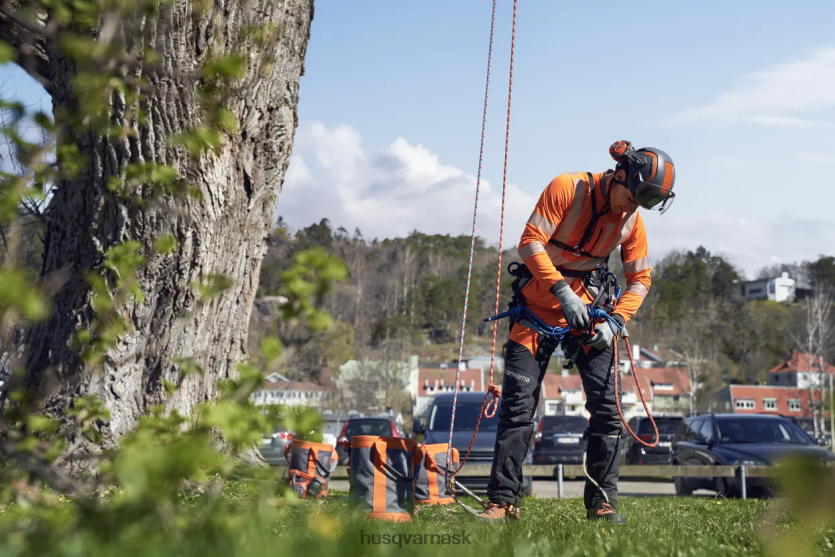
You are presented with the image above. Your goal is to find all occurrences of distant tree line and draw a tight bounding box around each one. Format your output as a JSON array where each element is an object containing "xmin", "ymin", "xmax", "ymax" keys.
[{"xmin": 254, "ymin": 218, "xmax": 835, "ymax": 418}]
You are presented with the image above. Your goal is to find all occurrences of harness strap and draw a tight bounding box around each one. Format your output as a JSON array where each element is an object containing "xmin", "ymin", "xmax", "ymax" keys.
[
  {"xmin": 548, "ymin": 172, "xmax": 611, "ymax": 259},
  {"xmin": 557, "ymin": 266, "xmax": 600, "ymax": 278}
]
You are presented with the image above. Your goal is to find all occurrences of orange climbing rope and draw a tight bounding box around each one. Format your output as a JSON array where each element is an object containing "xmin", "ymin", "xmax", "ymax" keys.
[
  {"xmin": 613, "ymin": 333, "xmax": 660, "ymax": 448},
  {"xmin": 446, "ymin": 0, "xmax": 517, "ymax": 493}
]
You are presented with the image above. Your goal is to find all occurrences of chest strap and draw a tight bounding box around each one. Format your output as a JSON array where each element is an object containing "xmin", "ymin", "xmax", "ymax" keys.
[{"xmin": 548, "ymin": 172, "xmax": 610, "ymax": 258}]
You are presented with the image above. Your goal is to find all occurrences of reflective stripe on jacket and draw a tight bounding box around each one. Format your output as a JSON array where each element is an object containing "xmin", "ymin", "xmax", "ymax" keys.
[{"xmin": 517, "ymin": 171, "xmax": 652, "ymax": 326}]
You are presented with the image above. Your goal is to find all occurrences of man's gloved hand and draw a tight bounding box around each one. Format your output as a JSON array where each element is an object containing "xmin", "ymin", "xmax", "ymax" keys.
[
  {"xmin": 583, "ymin": 314, "xmax": 626, "ymax": 350},
  {"xmin": 550, "ymin": 280, "xmax": 589, "ymax": 330}
]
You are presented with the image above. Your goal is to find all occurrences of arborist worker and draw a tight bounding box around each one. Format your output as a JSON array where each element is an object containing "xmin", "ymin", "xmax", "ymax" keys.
[{"xmin": 476, "ymin": 141, "xmax": 676, "ymax": 524}]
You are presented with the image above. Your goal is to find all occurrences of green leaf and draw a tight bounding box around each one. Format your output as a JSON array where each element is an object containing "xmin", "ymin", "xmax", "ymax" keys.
[
  {"xmin": 192, "ymin": 274, "xmax": 234, "ymax": 300},
  {"xmin": 276, "ymin": 247, "xmax": 348, "ymax": 332},
  {"xmin": 0, "ymin": 269, "xmax": 50, "ymax": 322},
  {"xmin": 57, "ymin": 144, "xmax": 86, "ymax": 179},
  {"xmin": 163, "ymin": 379, "xmax": 177, "ymax": 396},
  {"xmin": 0, "ymin": 40, "xmax": 16, "ymax": 63},
  {"xmin": 259, "ymin": 336, "xmax": 283, "ymax": 365},
  {"xmin": 27, "ymin": 415, "xmax": 59, "ymax": 434},
  {"xmin": 167, "ymin": 128, "xmax": 223, "ymax": 157},
  {"xmin": 201, "ymin": 54, "xmax": 247, "ymax": 80},
  {"xmin": 172, "ymin": 356, "xmax": 204, "ymax": 376},
  {"xmin": 216, "ymin": 108, "xmax": 239, "ymax": 134},
  {"xmin": 153, "ymin": 234, "xmax": 179, "ymax": 255}
]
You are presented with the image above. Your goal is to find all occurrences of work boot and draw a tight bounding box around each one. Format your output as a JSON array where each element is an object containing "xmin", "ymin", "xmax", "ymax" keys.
[
  {"xmin": 586, "ymin": 502, "xmax": 625, "ymax": 524},
  {"xmin": 476, "ymin": 501, "xmax": 520, "ymax": 523}
]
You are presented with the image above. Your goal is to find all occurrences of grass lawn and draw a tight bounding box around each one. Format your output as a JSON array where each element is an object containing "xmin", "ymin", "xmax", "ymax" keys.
[
  {"xmin": 277, "ymin": 490, "xmax": 835, "ymax": 557},
  {"xmin": 3, "ymin": 482, "xmax": 834, "ymax": 556}
]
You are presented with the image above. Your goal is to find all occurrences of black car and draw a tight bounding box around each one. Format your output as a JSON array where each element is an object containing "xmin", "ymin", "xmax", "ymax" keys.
[
  {"xmin": 671, "ymin": 413, "xmax": 835, "ymax": 498},
  {"xmin": 622, "ymin": 415, "xmax": 683, "ymax": 465},
  {"xmin": 414, "ymin": 392, "xmax": 533, "ymax": 496},
  {"xmin": 336, "ymin": 416, "xmax": 404, "ymax": 465},
  {"xmin": 533, "ymin": 415, "xmax": 587, "ymax": 465}
]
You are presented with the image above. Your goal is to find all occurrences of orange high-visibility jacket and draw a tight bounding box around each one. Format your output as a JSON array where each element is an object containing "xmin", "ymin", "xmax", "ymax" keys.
[{"xmin": 515, "ymin": 171, "xmax": 652, "ymax": 330}]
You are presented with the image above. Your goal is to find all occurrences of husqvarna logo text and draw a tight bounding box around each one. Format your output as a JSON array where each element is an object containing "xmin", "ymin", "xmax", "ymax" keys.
[{"xmin": 505, "ymin": 369, "xmax": 530, "ymax": 383}]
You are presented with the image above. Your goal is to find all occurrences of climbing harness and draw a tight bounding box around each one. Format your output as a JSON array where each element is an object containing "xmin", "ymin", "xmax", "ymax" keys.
[{"xmin": 485, "ymin": 270, "xmax": 658, "ymax": 504}]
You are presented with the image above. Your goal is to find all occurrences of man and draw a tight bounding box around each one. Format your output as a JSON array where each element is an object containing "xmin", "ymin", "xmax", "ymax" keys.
[{"xmin": 476, "ymin": 141, "xmax": 676, "ymax": 524}]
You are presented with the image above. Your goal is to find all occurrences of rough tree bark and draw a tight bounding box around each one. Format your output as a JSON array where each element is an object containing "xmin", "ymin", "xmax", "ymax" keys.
[{"xmin": 2, "ymin": 0, "xmax": 315, "ymax": 473}]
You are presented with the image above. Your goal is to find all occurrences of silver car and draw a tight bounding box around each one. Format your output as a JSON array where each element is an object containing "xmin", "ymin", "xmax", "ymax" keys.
[{"xmin": 259, "ymin": 427, "xmax": 295, "ymax": 466}]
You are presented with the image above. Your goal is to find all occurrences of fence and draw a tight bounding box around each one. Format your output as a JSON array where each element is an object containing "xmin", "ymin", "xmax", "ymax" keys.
[{"xmin": 329, "ymin": 464, "xmax": 833, "ymax": 500}]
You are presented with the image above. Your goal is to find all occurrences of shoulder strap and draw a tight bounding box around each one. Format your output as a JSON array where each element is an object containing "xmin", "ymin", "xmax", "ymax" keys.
[{"xmin": 548, "ymin": 172, "xmax": 609, "ymax": 259}]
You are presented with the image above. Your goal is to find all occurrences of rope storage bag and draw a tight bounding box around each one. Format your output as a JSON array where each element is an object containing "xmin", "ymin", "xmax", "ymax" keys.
[
  {"xmin": 285, "ymin": 439, "xmax": 339, "ymax": 499},
  {"xmin": 348, "ymin": 435, "xmax": 419, "ymax": 522},
  {"xmin": 414, "ymin": 443, "xmax": 460, "ymax": 505}
]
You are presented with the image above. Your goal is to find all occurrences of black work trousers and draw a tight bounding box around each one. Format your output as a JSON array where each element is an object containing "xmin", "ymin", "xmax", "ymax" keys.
[{"xmin": 486, "ymin": 334, "xmax": 624, "ymax": 509}]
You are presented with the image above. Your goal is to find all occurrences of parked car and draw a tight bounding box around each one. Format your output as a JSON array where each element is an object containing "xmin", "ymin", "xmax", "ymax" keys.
[
  {"xmin": 258, "ymin": 426, "xmax": 295, "ymax": 466},
  {"xmin": 671, "ymin": 413, "xmax": 835, "ymax": 498},
  {"xmin": 336, "ymin": 416, "xmax": 404, "ymax": 465},
  {"xmin": 533, "ymin": 415, "xmax": 587, "ymax": 465},
  {"xmin": 414, "ymin": 392, "xmax": 533, "ymax": 497},
  {"xmin": 622, "ymin": 415, "xmax": 683, "ymax": 465}
]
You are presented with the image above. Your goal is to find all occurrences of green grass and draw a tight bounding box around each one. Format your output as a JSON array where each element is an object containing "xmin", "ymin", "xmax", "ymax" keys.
[
  {"xmin": 3, "ymin": 483, "xmax": 835, "ymax": 556},
  {"xmin": 276, "ymin": 490, "xmax": 835, "ymax": 557}
]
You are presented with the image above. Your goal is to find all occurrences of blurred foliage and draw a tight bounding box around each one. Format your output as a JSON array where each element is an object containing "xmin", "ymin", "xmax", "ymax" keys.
[
  {"xmin": 0, "ymin": 0, "xmax": 350, "ymax": 555},
  {"xmin": 0, "ymin": 1, "xmax": 834, "ymax": 555}
]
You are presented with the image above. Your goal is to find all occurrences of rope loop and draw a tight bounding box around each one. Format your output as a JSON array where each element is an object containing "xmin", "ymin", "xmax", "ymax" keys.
[{"xmin": 484, "ymin": 383, "xmax": 502, "ymax": 418}]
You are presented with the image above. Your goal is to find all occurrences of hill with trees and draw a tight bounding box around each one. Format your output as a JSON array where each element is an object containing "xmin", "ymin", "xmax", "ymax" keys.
[{"xmin": 257, "ymin": 217, "xmax": 835, "ymax": 412}]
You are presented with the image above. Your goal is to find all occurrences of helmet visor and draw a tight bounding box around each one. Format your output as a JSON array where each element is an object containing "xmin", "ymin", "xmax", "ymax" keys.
[{"xmin": 633, "ymin": 182, "xmax": 675, "ymax": 214}]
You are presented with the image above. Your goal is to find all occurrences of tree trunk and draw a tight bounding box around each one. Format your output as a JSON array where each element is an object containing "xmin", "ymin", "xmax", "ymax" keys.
[{"xmin": 12, "ymin": 0, "xmax": 315, "ymax": 473}]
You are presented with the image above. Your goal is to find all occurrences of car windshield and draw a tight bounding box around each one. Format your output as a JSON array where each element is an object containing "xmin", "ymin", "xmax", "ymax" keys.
[
  {"xmin": 345, "ymin": 420, "xmax": 392, "ymax": 437},
  {"xmin": 542, "ymin": 416, "xmax": 587, "ymax": 434},
  {"xmin": 638, "ymin": 417, "xmax": 682, "ymax": 435},
  {"xmin": 715, "ymin": 417, "xmax": 813, "ymax": 445},
  {"xmin": 429, "ymin": 402, "xmax": 500, "ymax": 432}
]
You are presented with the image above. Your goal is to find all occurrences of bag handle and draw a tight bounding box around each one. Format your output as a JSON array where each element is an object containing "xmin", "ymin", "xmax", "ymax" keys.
[
  {"xmin": 418, "ymin": 444, "xmax": 459, "ymax": 475},
  {"xmin": 372, "ymin": 439, "xmax": 417, "ymax": 482},
  {"xmin": 287, "ymin": 443, "xmax": 334, "ymax": 481}
]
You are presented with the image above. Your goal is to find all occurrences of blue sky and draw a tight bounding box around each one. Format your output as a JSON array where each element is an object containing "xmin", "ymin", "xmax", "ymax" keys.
[{"xmin": 3, "ymin": 0, "xmax": 835, "ymax": 278}]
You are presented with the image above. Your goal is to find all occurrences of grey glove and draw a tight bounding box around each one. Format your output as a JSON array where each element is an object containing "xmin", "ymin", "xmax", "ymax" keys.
[
  {"xmin": 584, "ymin": 314, "xmax": 625, "ymax": 350},
  {"xmin": 584, "ymin": 322, "xmax": 616, "ymax": 350},
  {"xmin": 549, "ymin": 280, "xmax": 589, "ymax": 330}
]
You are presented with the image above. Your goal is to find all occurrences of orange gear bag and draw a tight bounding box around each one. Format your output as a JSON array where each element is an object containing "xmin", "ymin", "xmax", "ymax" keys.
[
  {"xmin": 284, "ymin": 439, "xmax": 338, "ymax": 499},
  {"xmin": 414, "ymin": 443, "xmax": 459, "ymax": 505},
  {"xmin": 348, "ymin": 435, "xmax": 420, "ymax": 522}
]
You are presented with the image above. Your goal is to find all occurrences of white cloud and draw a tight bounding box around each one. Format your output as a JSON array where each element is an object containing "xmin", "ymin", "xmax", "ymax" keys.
[
  {"xmin": 278, "ymin": 122, "xmax": 537, "ymax": 244},
  {"xmin": 279, "ymin": 123, "xmax": 835, "ymax": 280},
  {"xmin": 643, "ymin": 211, "xmax": 835, "ymax": 279},
  {"xmin": 667, "ymin": 48, "xmax": 835, "ymax": 127}
]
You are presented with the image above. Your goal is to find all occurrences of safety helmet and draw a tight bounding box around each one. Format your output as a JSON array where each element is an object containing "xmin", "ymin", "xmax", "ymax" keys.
[{"xmin": 609, "ymin": 140, "xmax": 676, "ymax": 214}]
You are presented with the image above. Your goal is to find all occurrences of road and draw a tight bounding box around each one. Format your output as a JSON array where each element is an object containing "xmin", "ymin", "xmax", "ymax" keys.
[{"xmin": 327, "ymin": 478, "xmax": 716, "ymax": 498}]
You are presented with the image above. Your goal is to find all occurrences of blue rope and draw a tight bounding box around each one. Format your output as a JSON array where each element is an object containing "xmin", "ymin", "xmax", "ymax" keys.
[{"xmin": 483, "ymin": 304, "xmax": 623, "ymax": 342}]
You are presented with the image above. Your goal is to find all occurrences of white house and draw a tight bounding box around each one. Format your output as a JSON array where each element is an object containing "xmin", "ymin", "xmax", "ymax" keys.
[
  {"xmin": 251, "ymin": 377, "xmax": 330, "ymax": 408},
  {"xmin": 538, "ymin": 370, "xmax": 654, "ymax": 422},
  {"xmin": 732, "ymin": 272, "xmax": 796, "ymax": 303}
]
